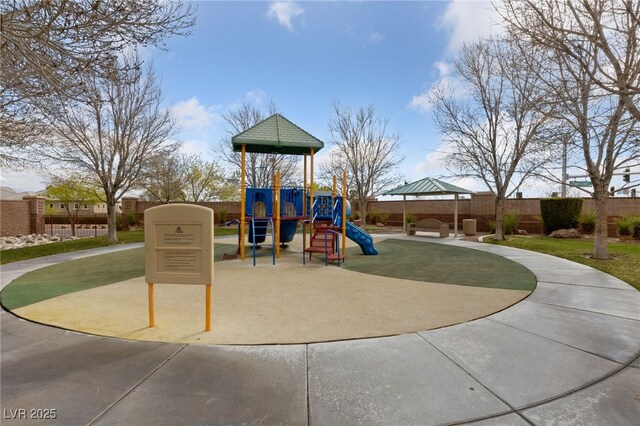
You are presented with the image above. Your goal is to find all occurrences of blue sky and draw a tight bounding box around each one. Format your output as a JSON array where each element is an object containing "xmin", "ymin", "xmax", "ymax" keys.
[{"xmin": 5, "ymin": 0, "xmax": 504, "ymax": 194}]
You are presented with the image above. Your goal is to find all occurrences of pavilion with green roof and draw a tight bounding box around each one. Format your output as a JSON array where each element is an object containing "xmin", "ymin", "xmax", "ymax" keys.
[
  {"xmin": 383, "ymin": 177, "xmax": 475, "ymax": 237},
  {"xmin": 232, "ymin": 113, "xmax": 324, "ymax": 155},
  {"xmin": 231, "ymin": 113, "xmax": 326, "ymax": 260}
]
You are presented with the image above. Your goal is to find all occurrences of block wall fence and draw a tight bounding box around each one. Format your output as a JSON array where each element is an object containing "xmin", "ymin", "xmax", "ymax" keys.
[
  {"xmin": 0, "ymin": 197, "xmax": 45, "ymax": 237},
  {"xmin": 2, "ymin": 193, "xmax": 638, "ymax": 237},
  {"xmin": 354, "ymin": 192, "xmax": 640, "ymax": 235}
]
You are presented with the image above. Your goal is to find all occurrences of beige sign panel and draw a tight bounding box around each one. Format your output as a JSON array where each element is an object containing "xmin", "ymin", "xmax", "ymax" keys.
[{"xmin": 145, "ymin": 204, "xmax": 214, "ymax": 284}]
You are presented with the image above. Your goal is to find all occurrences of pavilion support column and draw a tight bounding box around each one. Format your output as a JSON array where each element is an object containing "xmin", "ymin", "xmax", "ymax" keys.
[
  {"xmin": 240, "ymin": 144, "xmax": 246, "ymax": 260},
  {"xmin": 275, "ymin": 170, "xmax": 281, "ymax": 258},
  {"xmin": 309, "ymin": 148, "xmax": 314, "ymax": 242},
  {"xmin": 403, "ymin": 195, "xmax": 406, "ymax": 234},
  {"xmin": 454, "ymin": 194, "xmax": 459, "ymax": 238},
  {"xmin": 303, "ymin": 154, "xmax": 307, "ymax": 217},
  {"xmin": 342, "ymin": 171, "xmax": 347, "ymax": 257}
]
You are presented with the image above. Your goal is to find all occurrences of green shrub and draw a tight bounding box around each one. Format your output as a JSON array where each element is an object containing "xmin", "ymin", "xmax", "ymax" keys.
[
  {"xmin": 378, "ymin": 212, "xmax": 390, "ymax": 225},
  {"xmin": 217, "ymin": 208, "xmax": 228, "ymax": 225},
  {"xmin": 405, "ymin": 213, "xmax": 416, "ymax": 224},
  {"xmin": 367, "ymin": 210, "xmax": 380, "ymax": 223},
  {"xmin": 578, "ymin": 211, "xmax": 596, "ymax": 234},
  {"xmin": 126, "ymin": 212, "xmax": 138, "ymax": 226},
  {"xmin": 503, "ymin": 212, "xmax": 519, "ymax": 234},
  {"xmin": 632, "ymin": 217, "xmax": 640, "ymax": 240},
  {"xmin": 487, "ymin": 212, "xmax": 519, "ymax": 235},
  {"xmin": 616, "ymin": 216, "xmax": 636, "ymax": 236},
  {"xmin": 540, "ymin": 198, "xmax": 583, "ymax": 234},
  {"xmin": 351, "ymin": 211, "xmax": 361, "ymax": 220}
]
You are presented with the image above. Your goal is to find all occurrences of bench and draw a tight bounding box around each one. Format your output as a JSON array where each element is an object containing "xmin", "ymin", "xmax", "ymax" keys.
[{"xmin": 407, "ymin": 218, "xmax": 450, "ymax": 238}]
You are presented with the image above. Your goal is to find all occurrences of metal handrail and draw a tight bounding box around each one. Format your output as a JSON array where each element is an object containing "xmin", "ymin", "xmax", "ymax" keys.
[
  {"xmin": 332, "ymin": 199, "xmax": 341, "ymax": 225},
  {"xmin": 324, "ymin": 229, "xmax": 342, "ymax": 267},
  {"xmin": 310, "ymin": 198, "xmax": 318, "ymax": 221}
]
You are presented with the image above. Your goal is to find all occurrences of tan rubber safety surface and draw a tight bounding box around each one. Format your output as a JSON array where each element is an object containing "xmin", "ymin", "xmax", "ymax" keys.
[{"xmin": 14, "ymin": 245, "xmax": 530, "ymax": 345}]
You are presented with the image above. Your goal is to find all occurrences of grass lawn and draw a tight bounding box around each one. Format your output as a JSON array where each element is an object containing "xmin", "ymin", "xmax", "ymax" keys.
[
  {"xmin": 486, "ymin": 235, "xmax": 640, "ymax": 291},
  {"xmin": 1, "ymin": 242, "xmax": 240, "ymax": 310},
  {"xmin": 342, "ymin": 238, "xmax": 536, "ymax": 291},
  {"xmin": 0, "ymin": 226, "xmax": 240, "ymax": 265}
]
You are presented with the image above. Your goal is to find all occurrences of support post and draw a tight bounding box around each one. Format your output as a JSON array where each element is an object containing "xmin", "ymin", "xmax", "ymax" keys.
[
  {"xmin": 303, "ymin": 154, "xmax": 307, "ymax": 217},
  {"xmin": 403, "ymin": 195, "xmax": 407, "ymax": 234},
  {"xmin": 561, "ymin": 136, "xmax": 568, "ymax": 198},
  {"xmin": 309, "ymin": 148, "xmax": 315, "ymax": 242},
  {"xmin": 205, "ymin": 284, "xmax": 211, "ymax": 331},
  {"xmin": 240, "ymin": 145, "xmax": 246, "ymax": 260},
  {"xmin": 454, "ymin": 194, "xmax": 459, "ymax": 238},
  {"xmin": 275, "ymin": 170, "xmax": 281, "ymax": 258},
  {"xmin": 332, "ymin": 175, "xmax": 337, "ymax": 225},
  {"xmin": 148, "ymin": 283, "xmax": 155, "ymax": 328},
  {"xmin": 342, "ymin": 171, "xmax": 347, "ymax": 259},
  {"xmin": 303, "ymin": 154, "xmax": 307, "ymax": 252}
]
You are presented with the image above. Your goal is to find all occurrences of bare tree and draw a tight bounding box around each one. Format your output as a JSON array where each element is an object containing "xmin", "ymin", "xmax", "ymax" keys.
[
  {"xmin": 38, "ymin": 57, "xmax": 177, "ymax": 243},
  {"xmin": 500, "ymin": 0, "xmax": 640, "ymax": 258},
  {"xmin": 498, "ymin": 0, "xmax": 640, "ymax": 120},
  {"xmin": 0, "ymin": 0, "xmax": 195, "ymax": 166},
  {"xmin": 321, "ymin": 101, "xmax": 403, "ymax": 223},
  {"xmin": 430, "ymin": 37, "xmax": 555, "ymax": 240},
  {"xmin": 216, "ymin": 101, "xmax": 300, "ymax": 187}
]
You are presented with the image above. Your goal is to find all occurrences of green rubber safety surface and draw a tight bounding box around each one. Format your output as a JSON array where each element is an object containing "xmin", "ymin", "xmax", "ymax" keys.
[
  {"xmin": 343, "ymin": 239, "xmax": 536, "ymax": 291},
  {"xmin": 1, "ymin": 244, "xmax": 239, "ymax": 310},
  {"xmin": 1, "ymin": 239, "xmax": 536, "ymax": 311}
]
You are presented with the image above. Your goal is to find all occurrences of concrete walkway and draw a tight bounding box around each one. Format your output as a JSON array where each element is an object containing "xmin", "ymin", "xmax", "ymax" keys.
[{"xmin": 1, "ymin": 237, "xmax": 639, "ymax": 425}]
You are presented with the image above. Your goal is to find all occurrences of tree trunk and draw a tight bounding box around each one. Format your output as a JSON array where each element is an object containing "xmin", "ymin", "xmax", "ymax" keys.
[
  {"xmin": 361, "ymin": 199, "xmax": 368, "ymax": 225},
  {"xmin": 107, "ymin": 201, "xmax": 118, "ymax": 243},
  {"xmin": 592, "ymin": 187, "xmax": 609, "ymax": 259},
  {"xmin": 494, "ymin": 197, "xmax": 506, "ymax": 240},
  {"xmin": 70, "ymin": 213, "xmax": 77, "ymax": 237}
]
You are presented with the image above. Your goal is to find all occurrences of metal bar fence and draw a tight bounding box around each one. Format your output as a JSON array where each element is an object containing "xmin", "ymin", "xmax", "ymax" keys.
[{"xmin": 45, "ymin": 215, "xmax": 109, "ymax": 238}]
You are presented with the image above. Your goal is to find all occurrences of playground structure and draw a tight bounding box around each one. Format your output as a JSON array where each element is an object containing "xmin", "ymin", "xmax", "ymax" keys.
[{"xmin": 230, "ymin": 114, "xmax": 377, "ymax": 265}]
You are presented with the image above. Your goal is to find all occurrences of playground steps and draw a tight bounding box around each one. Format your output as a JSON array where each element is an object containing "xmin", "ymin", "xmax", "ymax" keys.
[{"xmin": 305, "ymin": 224, "xmax": 340, "ymax": 257}]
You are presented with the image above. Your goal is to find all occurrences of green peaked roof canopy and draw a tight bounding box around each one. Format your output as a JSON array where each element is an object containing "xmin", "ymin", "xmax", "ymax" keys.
[
  {"xmin": 232, "ymin": 113, "xmax": 324, "ymax": 155},
  {"xmin": 383, "ymin": 177, "xmax": 475, "ymax": 196}
]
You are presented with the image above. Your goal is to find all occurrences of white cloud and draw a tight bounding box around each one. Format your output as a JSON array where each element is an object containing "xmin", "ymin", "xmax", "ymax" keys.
[
  {"xmin": 439, "ymin": 0, "xmax": 502, "ymax": 52},
  {"xmin": 409, "ymin": 61, "xmax": 465, "ymax": 113},
  {"xmin": 171, "ymin": 97, "xmax": 219, "ymax": 130},
  {"xmin": 409, "ymin": 92, "xmax": 433, "ymax": 113},
  {"xmin": 412, "ymin": 145, "xmax": 450, "ymax": 178},
  {"xmin": 267, "ymin": 1, "xmax": 304, "ymax": 31},
  {"xmin": 434, "ymin": 60, "xmax": 453, "ymax": 78},
  {"xmin": 179, "ymin": 139, "xmax": 215, "ymax": 161},
  {"xmin": 245, "ymin": 89, "xmax": 268, "ymax": 106},
  {"xmin": 409, "ymin": 1, "xmax": 501, "ymax": 114},
  {"xmin": 368, "ymin": 32, "xmax": 386, "ymax": 44}
]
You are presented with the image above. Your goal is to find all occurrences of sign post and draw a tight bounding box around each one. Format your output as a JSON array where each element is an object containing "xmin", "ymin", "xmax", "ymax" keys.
[{"xmin": 144, "ymin": 204, "xmax": 214, "ymax": 331}]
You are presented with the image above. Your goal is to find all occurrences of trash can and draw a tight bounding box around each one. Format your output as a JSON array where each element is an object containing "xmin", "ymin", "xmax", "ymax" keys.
[
  {"xmin": 407, "ymin": 223, "xmax": 416, "ymax": 236},
  {"xmin": 463, "ymin": 219, "xmax": 477, "ymax": 236}
]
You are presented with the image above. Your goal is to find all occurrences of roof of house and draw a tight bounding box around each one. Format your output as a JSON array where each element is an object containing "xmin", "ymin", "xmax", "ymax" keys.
[
  {"xmin": 0, "ymin": 187, "xmax": 46, "ymax": 200},
  {"xmin": 231, "ymin": 114, "xmax": 324, "ymax": 155},
  {"xmin": 383, "ymin": 177, "xmax": 475, "ymax": 196}
]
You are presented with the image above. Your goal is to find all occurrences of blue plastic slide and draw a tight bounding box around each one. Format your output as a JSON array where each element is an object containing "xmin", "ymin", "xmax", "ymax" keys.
[
  {"xmin": 345, "ymin": 221, "xmax": 378, "ymax": 255},
  {"xmin": 332, "ymin": 198, "xmax": 377, "ymax": 255}
]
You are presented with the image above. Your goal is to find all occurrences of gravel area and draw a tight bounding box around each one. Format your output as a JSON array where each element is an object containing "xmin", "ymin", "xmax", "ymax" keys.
[{"xmin": 0, "ymin": 234, "xmax": 85, "ymax": 250}]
